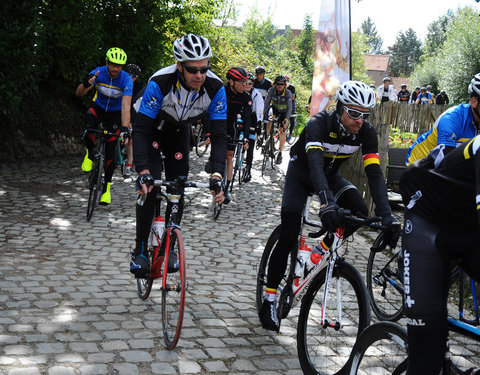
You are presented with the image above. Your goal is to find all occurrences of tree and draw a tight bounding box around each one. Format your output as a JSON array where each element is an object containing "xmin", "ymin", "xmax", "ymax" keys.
[
  {"xmin": 351, "ymin": 32, "xmax": 372, "ymax": 84},
  {"xmin": 359, "ymin": 17, "xmax": 383, "ymax": 54},
  {"xmin": 422, "ymin": 10, "xmax": 454, "ymax": 58},
  {"xmin": 298, "ymin": 14, "xmax": 316, "ymax": 70},
  {"xmin": 388, "ymin": 29, "xmax": 422, "ymax": 77}
]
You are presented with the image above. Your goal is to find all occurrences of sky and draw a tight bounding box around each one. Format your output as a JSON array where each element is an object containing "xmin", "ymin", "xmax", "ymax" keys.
[{"xmin": 235, "ymin": 0, "xmax": 479, "ymax": 49}]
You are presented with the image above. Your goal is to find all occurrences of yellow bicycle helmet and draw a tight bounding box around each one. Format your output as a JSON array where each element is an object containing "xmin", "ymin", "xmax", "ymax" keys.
[{"xmin": 106, "ymin": 47, "xmax": 127, "ymax": 65}]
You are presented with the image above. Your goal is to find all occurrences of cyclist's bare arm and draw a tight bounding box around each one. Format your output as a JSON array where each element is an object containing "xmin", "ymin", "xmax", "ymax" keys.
[{"xmin": 121, "ymin": 95, "xmax": 132, "ymax": 129}]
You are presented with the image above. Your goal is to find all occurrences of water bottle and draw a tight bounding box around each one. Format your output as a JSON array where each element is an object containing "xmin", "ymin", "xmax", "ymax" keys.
[
  {"xmin": 305, "ymin": 251, "xmax": 322, "ymax": 273},
  {"xmin": 151, "ymin": 215, "xmax": 165, "ymax": 246},
  {"xmin": 294, "ymin": 235, "xmax": 311, "ymax": 278}
]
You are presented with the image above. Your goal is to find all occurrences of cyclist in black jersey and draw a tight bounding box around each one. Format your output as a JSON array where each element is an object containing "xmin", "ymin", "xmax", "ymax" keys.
[
  {"xmin": 224, "ymin": 67, "xmax": 252, "ymax": 199},
  {"xmin": 253, "ymin": 66, "xmax": 272, "ymax": 100},
  {"xmin": 400, "ymin": 140, "xmax": 480, "ymax": 375},
  {"xmin": 259, "ymin": 80, "xmax": 401, "ymax": 331},
  {"xmin": 76, "ymin": 47, "xmax": 132, "ymax": 205},
  {"xmin": 130, "ymin": 34, "xmax": 227, "ymax": 277},
  {"xmin": 397, "ymin": 83, "xmax": 410, "ymax": 103},
  {"xmin": 263, "ymin": 75, "xmax": 292, "ymax": 164}
]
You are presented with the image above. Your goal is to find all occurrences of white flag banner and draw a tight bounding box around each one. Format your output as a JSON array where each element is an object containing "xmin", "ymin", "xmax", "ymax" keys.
[{"xmin": 310, "ymin": 0, "xmax": 351, "ymax": 115}]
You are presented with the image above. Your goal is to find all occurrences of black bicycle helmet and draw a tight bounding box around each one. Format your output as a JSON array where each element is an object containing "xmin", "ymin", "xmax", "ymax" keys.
[
  {"xmin": 124, "ymin": 64, "xmax": 141, "ymax": 76},
  {"xmin": 226, "ymin": 67, "xmax": 248, "ymax": 81},
  {"xmin": 274, "ymin": 75, "xmax": 287, "ymax": 84},
  {"xmin": 247, "ymin": 72, "xmax": 254, "ymax": 81},
  {"xmin": 401, "ymin": 84, "xmax": 407, "ymax": 89},
  {"xmin": 255, "ymin": 66, "xmax": 266, "ymax": 74}
]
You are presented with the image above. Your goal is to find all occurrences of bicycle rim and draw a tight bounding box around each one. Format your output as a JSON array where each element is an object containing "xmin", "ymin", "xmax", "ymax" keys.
[
  {"xmin": 297, "ymin": 261, "xmax": 371, "ymax": 375},
  {"xmin": 86, "ymin": 158, "xmax": 103, "ymax": 221},
  {"xmin": 347, "ymin": 322, "xmax": 408, "ymax": 375},
  {"xmin": 162, "ymin": 228, "xmax": 186, "ymax": 350},
  {"xmin": 367, "ymin": 248, "xmax": 404, "ymax": 321},
  {"xmin": 136, "ymin": 230, "xmax": 156, "ymax": 300},
  {"xmin": 195, "ymin": 124, "xmax": 209, "ymax": 157}
]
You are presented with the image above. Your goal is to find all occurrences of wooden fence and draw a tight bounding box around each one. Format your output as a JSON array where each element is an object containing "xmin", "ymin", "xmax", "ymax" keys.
[{"xmin": 341, "ymin": 102, "xmax": 453, "ymax": 213}]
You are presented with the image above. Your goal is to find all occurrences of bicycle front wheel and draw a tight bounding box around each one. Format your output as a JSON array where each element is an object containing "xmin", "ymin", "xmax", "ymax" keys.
[
  {"xmin": 86, "ymin": 156, "xmax": 103, "ymax": 221},
  {"xmin": 367, "ymin": 247, "xmax": 404, "ymax": 322},
  {"xmin": 195, "ymin": 123, "xmax": 210, "ymax": 157},
  {"xmin": 297, "ymin": 260, "xmax": 371, "ymax": 375},
  {"xmin": 162, "ymin": 228, "xmax": 186, "ymax": 350},
  {"xmin": 347, "ymin": 321, "xmax": 408, "ymax": 375},
  {"xmin": 136, "ymin": 229, "xmax": 156, "ymax": 300}
]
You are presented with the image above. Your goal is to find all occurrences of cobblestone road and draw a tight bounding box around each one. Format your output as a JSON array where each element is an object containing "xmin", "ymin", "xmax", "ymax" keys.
[{"xmin": 0, "ymin": 147, "xmax": 393, "ymax": 375}]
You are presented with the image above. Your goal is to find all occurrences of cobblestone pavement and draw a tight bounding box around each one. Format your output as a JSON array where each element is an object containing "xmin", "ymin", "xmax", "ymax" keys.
[{"xmin": 0, "ymin": 146, "xmax": 398, "ymax": 375}]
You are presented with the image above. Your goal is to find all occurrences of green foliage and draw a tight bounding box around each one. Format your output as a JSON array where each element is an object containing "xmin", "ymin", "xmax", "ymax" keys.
[
  {"xmin": 298, "ymin": 15, "xmax": 316, "ymax": 70},
  {"xmin": 409, "ymin": 55, "xmax": 441, "ymax": 93},
  {"xmin": 388, "ymin": 29, "xmax": 422, "ymax": 77},
  {"xmin": 422, "ymin": 10, "xmax": 454, "ymax": 59},
  {"xmin": 351, "ymin": 32, "xmax": 372, "ymax": 84},
  {"xmin": 389, "ymin": 126, "xmax": 417, "ymax": 148},
  {"xmin": 359, "ymin": 17, "xmax": 383, "ymax": 54}
]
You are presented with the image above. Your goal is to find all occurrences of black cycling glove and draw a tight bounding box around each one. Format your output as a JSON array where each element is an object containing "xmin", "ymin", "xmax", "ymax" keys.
[
  {"xmin": 136, "ymin": 174, "xmax": 154, "ymax": 191},
  {"xmin": 82, "ymin": 73, "xmax": 97, "ymax": 88},
  {"xmin": 256, "ymin": 121, "xmax": 263, "ymax": 136},
  {"xmin": 209, "ymin": 177, "xmax": 222, "ymax": 194},
  {"xmin": 381, "ymin": 215, "xmax": 401, "ymax": 249},
  {"xmin": 318, "ymin": 190, "xmax": 341, "ymax": 232}
]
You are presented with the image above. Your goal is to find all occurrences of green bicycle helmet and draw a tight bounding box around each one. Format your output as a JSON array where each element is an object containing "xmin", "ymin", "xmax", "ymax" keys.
[{"xmin": 106, "ymin": 47, "xmax": 127, "ymax": 65}]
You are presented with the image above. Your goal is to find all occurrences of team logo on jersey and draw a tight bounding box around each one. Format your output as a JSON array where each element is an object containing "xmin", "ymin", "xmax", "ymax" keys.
[
  {"xmin": 214, "ymin": 101, "xmax": 225, "ymax": 112},
  {"xmin": 145, "ymin": 96, "xmax": 159, "ymax": 111},
  {"xmin": 404, "ymin": 219, "xmax": 412, "ymax": 234},
  {"xmin": 175, "ymin": 152, "xmax": 183, "ymax": 160},
  {"xmin": 248, "ymin": 100, "xmax": 252, "ymax": 106},
  {"xmin": 152, "ymin": 141, "xmax": 159, "ymax": 149},
  {"xmin": 448, "ymin": 133, "xmax": 457, "ymax": 142},
  {"xmin": 329, "ymin": 132, "xmax": 338, "ymax": 139}
]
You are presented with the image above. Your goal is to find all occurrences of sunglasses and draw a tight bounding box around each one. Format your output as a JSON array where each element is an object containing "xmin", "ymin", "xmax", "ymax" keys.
[
  {"xmin": 344, "ymin": 106, "xmax": 370, "ymax": 120},
  {"xmin": 275, "ymin": 82, "xmax": 285, "ymax": 86},
  {"xmin": 245, "ymin": 82, "xmax": 253, "ymax": 86},
  {"xmin": 183, "ymin": 65, "xmax": 209, "ymax": 74}
]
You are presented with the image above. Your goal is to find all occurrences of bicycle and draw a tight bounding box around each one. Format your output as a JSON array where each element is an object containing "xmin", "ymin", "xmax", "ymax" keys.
[
  {"xmin": 136, "ymin": 176, "xmax": 210, "ymax": 350},
  {"xmin": 286, "ymin": 114, "xmax": 300, "ymax": 145},
  {"xmin": 84, "ymin": 128, "xmax": 123, "ymax": 222},
  {"xmin": 191, "ymin": 120, "xmax": 210, "ymax": 157},
  {"xmin": 261, "ymin": 117, "xmax": 279, "ymax": 176},
  {"xmin": 229, "ymin": 124, "xmax": 246, "ymax": 193},
  {"xmin": 256, "ymin": 197, "xmax": 386, "ymax": 374},
  {"xmin": 346, "ymin": 312, "xmax": 480, "ymax": 374}
]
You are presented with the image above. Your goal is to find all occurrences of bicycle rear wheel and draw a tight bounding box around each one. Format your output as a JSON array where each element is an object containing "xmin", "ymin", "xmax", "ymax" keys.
[
  {"xmin": 136, "ymin": 230, "xmax": 156, "ymax": 300},
  {"xmin": 297, "ymin": 260, "xmax": 371, "ymax": 375},
  {"xmin": 162, "ymin": 228, "xmax": 186, "ymax": 350},
  {"xmin": 347, "ymin": 321, "xmax": 408, "ymax": 375},
  {"xmin": 86, "ymin": 156, "xmax": 103, "ymax": 221},
  {"xmin": 195, "ymin": 123, "xmax": 210, "ymax": 157},
  {"xmin": 367, "ymin": 246, "xmax": 404, "ymax": 322},
  {"xmin": 261, "ymin": 140, "xmax": 270, "ymax": 177}
]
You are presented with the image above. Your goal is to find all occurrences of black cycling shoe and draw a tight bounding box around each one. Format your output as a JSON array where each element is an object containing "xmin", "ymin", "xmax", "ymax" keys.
[
  {"xmin": 130, "ymin": 242, "xmax": 150, "ymax": 278},
  {"xmin": 275, "ymin": 153, "xmax": 283, "ymax": 164},
  {"xmin": 223, "ymin": 190, "xmax": 231, "ymax": 205},
  {"xmin": 259, "ymin": 299, "xmax": 280, "ymax": 332},
  {"xmin": 242, "ymin": 166, "xmax": 252, "ymax": 183},
  {"xmin": 167, "ymin": 249, "xmax": 179, "ymax": 273}
]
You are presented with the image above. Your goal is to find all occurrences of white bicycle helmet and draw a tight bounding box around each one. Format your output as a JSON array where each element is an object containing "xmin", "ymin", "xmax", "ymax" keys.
[
  {"xmin": 468, "ymin": 73, "xmax": 480, "ymax": 97},
  {"xmin": 335, "ymin": 80, "xmax": 376, "ymax": 109},
  {"xmin": 173, "ymin": 34, "xmax": 212, "ymax": 62}
]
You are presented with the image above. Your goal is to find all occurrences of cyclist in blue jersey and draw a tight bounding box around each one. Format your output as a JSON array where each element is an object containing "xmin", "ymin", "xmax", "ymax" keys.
[
  {"xmin": 130, "ymin": 34, "xmax": 228, "ymax": 277},
  {"xmin": 406, "ymin": 73, "xmax": 480, "ymax": 165},
  {"xmin": 415, "ymin": 87, "xmax": 433, "ymax": 104},
  {"xmin": 76, "ymin": 47, "xmax": 133, "ymax": 205}
]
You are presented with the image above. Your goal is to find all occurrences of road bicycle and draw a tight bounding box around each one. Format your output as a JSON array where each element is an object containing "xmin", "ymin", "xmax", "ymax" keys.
[
  {"xmin": 256, "ymin": 197, "xmax": 387, "ymax": 374},
  {"xmin": 191, "ymin": 120, "xmax": 210, "ymax": 157},
  {"xmin": 136, "ymin": 176, "xmax": 209, "ymax": 350},
  {"xmin": 346, "ymin": 309, "xmax": 480, "ymax": 374},
  {"xmin": 229, "ymin": 123, "xmax": 246, "ymax": 193},
  {"xmin": 286, "ymin": 114, "xmax": 300, "ymax": 145},
  {"xmin": 84, "ymin": 128, "xmax": 124, "ymax": 221},
  {"xmin": 367, "ymin": 233, "xmax": 480, "ymax": 323},
  {"xmin": 261, "ymin": 117, "xmax": 280, "ymax": 176}
]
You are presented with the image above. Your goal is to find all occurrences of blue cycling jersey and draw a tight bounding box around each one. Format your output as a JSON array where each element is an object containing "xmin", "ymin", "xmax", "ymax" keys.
[
  {"xmin": 89, "ymin": 66, "xmax": 133, "ymax": 112},
  {"xmin": 406, "ymin": 104, "xmax": 477, "ymax": 165}
]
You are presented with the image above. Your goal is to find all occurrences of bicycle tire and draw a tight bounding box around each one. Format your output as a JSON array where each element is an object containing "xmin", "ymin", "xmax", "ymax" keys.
[
  {"xmin": 195, "ymin": 123, "xmax": 210, "ymax": 157},
  {"xmin": 230, "ymin": 144, "xmax": 242, "ymax": 192},
  {"xmin": 86, "ymin": 156, "xmax": 103, "ymax": 221},
  {"xmin": 136, "ymin": 230, "xmax": 155, "ymax": 300},
  {"xmin": 347, "ymin": 321, "xmax": 408, "ymax": 375},
  {"xmin": 256, "ymin": 225, "xmax": 289, "ymax": 313},
  {"xmin": 162, "ymin": 228, "xmax": 186, "ymax": 350},
  {"xmin": 261, "ymin": 139, "xmax": 270, "ymax": 176},
  {"xmin": 297, "ymin": 260, "xmax": 371, "ymax": 375},
  {"xmin": 269, "ymin": 134, "xmax": 275, "ymax": 169},
  {"xmin": 212, "ymin": 195, "xmax": 222, "ymax": 220},
  {"xmin": 366, "ymin": 247, "xmax": 404, "ymax": 322}
]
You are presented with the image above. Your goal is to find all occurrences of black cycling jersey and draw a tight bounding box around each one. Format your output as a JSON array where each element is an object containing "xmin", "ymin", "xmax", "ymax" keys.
[
  {"xmin": 400, "ymin": 139, "xmax": 480, "ymax": 231},
  {"xmin": 263, "ymin": 87, "xmax": 292, "ymax": 121},
  {"xmin": 397, "ymin": 89, "xmax": 410, "ymax": 103},
  {"xmin": 287, "ymin": 84, "xmax": 296, "ymax": 100},
  {"xmin": 225, "ymin": 84, "xmax": 252, "ymax": 141},
  {"xmin": 290, "ymin": 110, "xmax": 391, "ymax": 217},
  {"xmin": 253, "ymin": 77, "xmax": 272, "ymax": 100}
]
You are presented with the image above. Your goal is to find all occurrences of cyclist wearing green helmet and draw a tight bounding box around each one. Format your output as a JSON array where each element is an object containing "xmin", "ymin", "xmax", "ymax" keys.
[{"xmin": 76, "ymin": 47, "xmax": 133, "ymax": 205}]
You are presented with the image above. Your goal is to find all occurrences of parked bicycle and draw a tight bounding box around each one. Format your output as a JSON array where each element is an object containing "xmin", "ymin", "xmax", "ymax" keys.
[
  {"xmin": 191, "ymin": 119, "xmax": 210, "ymax": 157},
  {"xmin": 256, "ymin": 197, "xmax": 387, "ymax": 374},
  {"xmin": 136, "ymin": 176, "xmax": 210, "ymax": 350},
  {"xmin": 84, "ymin": 128, "xmax": 125, "ymax": 221}
]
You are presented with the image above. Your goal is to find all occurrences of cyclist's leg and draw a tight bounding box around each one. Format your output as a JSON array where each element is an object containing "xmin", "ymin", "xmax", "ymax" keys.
[
  {"xmin": 161, "ymin": 125, "xmax": 190, "ymax": 225},
  {"xmin": 278, "ymin": 114, "xmax": 287, "ymax": 153},
  {"xmin": 82, "ymin": 105, "xmax": 102, "ymax": 171},
  {"xmin": 403, "ymin": 210, "xmax": 450, "ymax": 375},
  {"xmin": 260, "ymin": 161, "xmax": 312, "ymax": 329},
  {"xmin": 100, "ymin": 114, "xmax": 122, "ymax": 204},
  {"xmin": 131, "ymin": 139, "xmax": 163, "ymax": 276}
]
